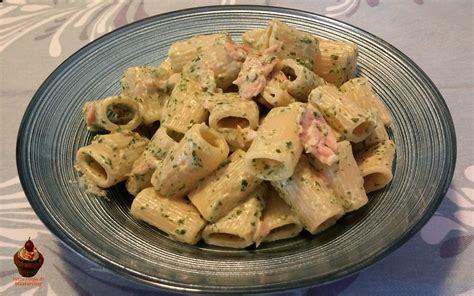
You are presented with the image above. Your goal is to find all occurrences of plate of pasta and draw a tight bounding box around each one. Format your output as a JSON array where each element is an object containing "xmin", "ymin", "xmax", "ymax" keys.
[{"xmin": 17, "ymin": 5, "xmax": 456, "ymax": 293}]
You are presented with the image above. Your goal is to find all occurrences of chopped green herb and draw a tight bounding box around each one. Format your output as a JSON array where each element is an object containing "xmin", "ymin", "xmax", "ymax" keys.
[
  {"xmin": 219, "ymin": 159, "xmax": 232, "ymax": 168},
  {"xmin": 191, "ymin": 150, "xmax": 203, "ymax": 168},
  {"xmin": 175, "ymin": 229, "xmax": 186, "ymax": 235},
  {"xmin": 240, "ymin": 179, "xmax": 249, "ymax": 191}
]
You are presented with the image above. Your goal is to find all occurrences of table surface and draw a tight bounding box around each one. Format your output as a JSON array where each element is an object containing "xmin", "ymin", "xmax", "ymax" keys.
[{"xmin": 1, "ymin": 1, "xmax": 473, "ymax": 295}]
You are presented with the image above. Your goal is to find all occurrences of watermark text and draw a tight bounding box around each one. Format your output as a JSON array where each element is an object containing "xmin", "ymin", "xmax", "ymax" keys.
[{"xmin": 12, "ymin": 277, "xmax": 46, "ymax": 287}]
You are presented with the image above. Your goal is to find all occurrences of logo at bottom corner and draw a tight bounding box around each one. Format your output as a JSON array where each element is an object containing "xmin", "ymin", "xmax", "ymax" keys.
[{"xmin": 13, "ymin": 237, "xmax": 45, "ymax": 278}]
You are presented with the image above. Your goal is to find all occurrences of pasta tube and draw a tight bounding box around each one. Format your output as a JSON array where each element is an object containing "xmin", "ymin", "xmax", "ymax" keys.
[
  {"xmin": 254, "ymin": 186, "xmax": 302, "ymax": 246},
  {"xmin": 125, "ymin": 159, "xmax": 160, "ymax": 197},
  {"xmin": 271, "ymin": 155, "xmax": 345, "ymax": 234},
  {"xmin": 151, "ymin": 123, "xmax": 229, "ymax": 199},
  {"xmin": 202, "ymin": 186, "xmax": 265, "ymax": 248},
  {"xmin": 168, "ymin": 33, "xmax": 223, "ymax": 72},
  {"xmin": 168, "ymin": 33, "xmax": 234, "ymax": 71},
  {"xmin": 280, "ymin": 59, "xmax": 325, "ymax": 101},
  {"xmin": 268, "ymin": 20, "xmax": 319, "ymax": 69},
  {"xmin": 168, "ymin": 33, "xmax": 246, "ymax": 90},
  {"xmin": 314, "ymin": 38, "xmax": 358, "ymax": 86},
  {"xmin": 189, "ymin": 149, "xmax": 263, "ymax": 222},
  {"xmin": 75, "ymin": 131, "xmax": 149, "ymax": 189},
  {"xmin": 309, "ymin": 85, "xmax": 376, "ymax": 143},
  {"xmin": 157, "ymin": 58, "xmax": 173, "ymax": 75},
  {"xmin": 242, "ymin": 28, "xmax": 270, "ymax": 50},
  {"xmin": 120, "ymin": 65, "xmax": 170, "ymax": 125},
  {"xmin": 82, "ymin": 96, "xmax": 142, "ymax": 132},
  {"xmin": 181, "ymin": 57, "xmax": 217, "ymax": 92},
  {"xmin": 330, "ymin": 125, "xmax": 345, "ymax": 142},
  {"xmin": 259, "ymin": 70, "xmax": 295, "ymax": 108},
  {"xmin": 126, "ymin": 127, "xmax": 179, "ymax": 196},
  {"xmin": 355, "ymin": 139, "xmax": 396, "ymax": 193},
  {"xmin": 310, "ymin": 140, "xmax": 368, "ymax": 213},
  {"xmin": 206, "ymin": 93, "xmax": 259, "ymax": 149},
  {"xmin": 352, "ymin": 116, "xmax": 389, "ymax": 152},
  {"xmin": 130, "ymin": 188, "xmax": 207, "ymax": 245},
  {"xmin": 161, "ymin": 76, "xmax": 209, "ymax": 135},
  {"xmin": 245, "ymin": 102, "xmax": 305, "ymax": 181},
  {"xmin": 340, "ymin": 77, "xmax": 392, "ymax": 127}
]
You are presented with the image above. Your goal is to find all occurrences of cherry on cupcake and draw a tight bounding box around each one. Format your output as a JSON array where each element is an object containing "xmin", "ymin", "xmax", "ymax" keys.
[{"xmin": 24, "ymin": 237, "xmax": 34, "ymax": 252}]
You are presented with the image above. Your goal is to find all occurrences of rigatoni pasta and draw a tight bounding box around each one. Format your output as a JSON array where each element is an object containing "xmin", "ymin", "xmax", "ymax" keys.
[
  {"xmin": 245, "ymin": 102, "xmax": 305, "ymax": 181},
  {"xmin": 268, "ymin": 20, "xmax": 319, "ymax": 70},
  {"xmin": 151, "ymin": 123, "xmax": 229, "ymax": 199},
  {"xmin": 242, "ymin": 28, "xmax": 270, "ymax": 50},
  {"xmin": 313, "ymin": 38, "xmax": 358, "ymax": 86},
  {"xmin": 168, "ymin": 33, "xmax": 234, "ymax": 72},
  {"xmin": 188, "ymin": 149, "xmax": 263, "ymax": 222},
  {"xmin": 125, "ymin": 127, "xmax": 179, "ymax": 196},
  {"xmin": 120, "ymin": 65, "xmax": 171, "ymax": 125},
  {"xmin": 254, "ymin": 186, "xmax": 302, "ymax": 245},
  {"xmin": 259, "ymin": 70, "xmax": 295, "ymax": 108},
  {"xmin": 168, "ymin": 32, "xmax": 246, "ymax": 90},
  {"xmin": 310, "ymin": 140, "xmax": 368, "ymax": 213},
  {"xmin": 340, "ymin": 77, "xmax": 392, "ymax": 127},
  {"xmin": 309, "ymin": 85, "xmax": 376, "ymax": 143},
  {"xmin": 280, "ymin": 58, "xmax": 325, "ymax": 101},
  {"xmin": 75, "ymin": 19, "xmax": 397, "ymax": 249},
  {"xmin": 76, "ymin": 131, "xmax": 149, "ymax": 189},
  {"xmin": 82, "ymin": 96, "xmax": 142, "ymax": 132},
  {"xmin": 272, "ymin": 156, "xmax": 345, "ymax": 234},
  {"xmin": 160, "ymin": 76, "xmax": 209, "ymax": 135},
  {"xmin": 181, "ymin": 57, "xmax": 217, "ymax": 93},
  {"xmin": 352, "ymin": 116, "xmax": 389, "ymax": 152},
  {"xmin": 202, "ymin": 186, "xmax": 265, "ymax": 248},
  {"xmin": 130, "ymin": 188, "xmax": 207, "ymax": 245},
  {"xmin": 355, "ymin": 139, "xmax": 396, "ymax": 193},
  {"xmin": 206, "ymin": 93, "xmax": 260, "ymax": 150}
]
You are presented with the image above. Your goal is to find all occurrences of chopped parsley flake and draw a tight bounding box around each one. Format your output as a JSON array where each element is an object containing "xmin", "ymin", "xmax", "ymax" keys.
[
  {"xmin": 240, "ymin": 179, "xmax": 249, "ymax": 191},
  {"xmin": 175, "ymin": 229, "xmax": 186, "ymax": 235},
  {"xmin": 191, "ymin": 150, "xmax": 203, "ymax": 167}
]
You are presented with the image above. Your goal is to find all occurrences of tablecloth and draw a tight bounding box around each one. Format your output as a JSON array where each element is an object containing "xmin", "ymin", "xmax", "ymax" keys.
[{"xmin": 1, "ymin": 0, "xmax": 472, "ymax": 295}]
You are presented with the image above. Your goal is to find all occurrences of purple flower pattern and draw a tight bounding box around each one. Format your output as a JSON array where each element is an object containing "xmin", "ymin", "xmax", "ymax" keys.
[
  {"xmin": 0, "ymin": 0, "xmax": 148, "ymax": 57},
  {"xmin": 421, "ymin": 166, "xmax": 474, "ymax": 258}
]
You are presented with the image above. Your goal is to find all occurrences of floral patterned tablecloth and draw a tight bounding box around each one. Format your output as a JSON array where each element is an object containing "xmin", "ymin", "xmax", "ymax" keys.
[{"xmin": 1, "ymin": 1, "xmax": 472, "ymax": 295}]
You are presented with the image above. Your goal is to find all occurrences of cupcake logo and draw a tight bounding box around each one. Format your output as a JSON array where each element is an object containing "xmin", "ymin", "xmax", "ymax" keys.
[{"xmin": 13, "ymin": 237, "xmax": 45, "ymax": 277}]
